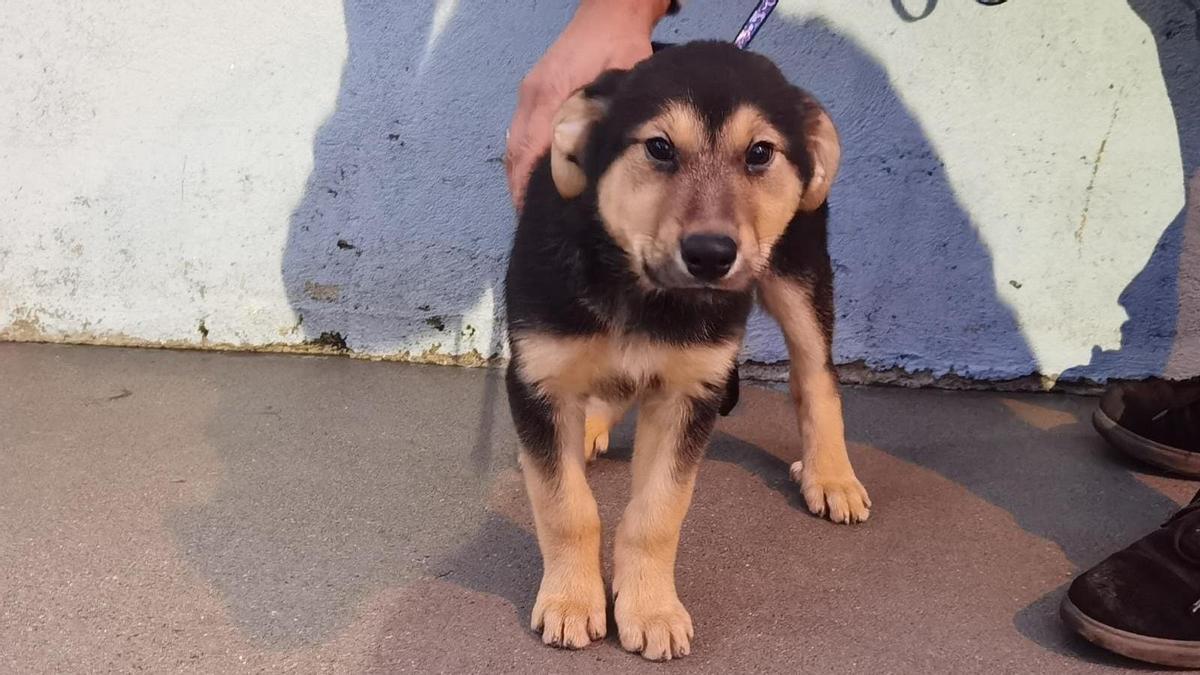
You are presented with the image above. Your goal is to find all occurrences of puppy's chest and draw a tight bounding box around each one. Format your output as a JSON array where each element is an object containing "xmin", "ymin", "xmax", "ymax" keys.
[{"xmin": 515, "ymin": 332, "xmax": 739, "ymax": 400}]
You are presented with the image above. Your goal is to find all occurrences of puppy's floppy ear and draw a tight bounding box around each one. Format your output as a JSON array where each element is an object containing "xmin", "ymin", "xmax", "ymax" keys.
[
  {"xmin": 795, "ymin": 90, "xmax": 842, "ymax": 212},
  {"xmin": 550, "ymin": 70, "xmax": 624, "ymax": 199}
]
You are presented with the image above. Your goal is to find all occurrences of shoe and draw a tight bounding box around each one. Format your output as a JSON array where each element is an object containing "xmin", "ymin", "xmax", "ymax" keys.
[
  {"xmin": 1093, "ymin": 379, "xmax": 1200, "ymax": 477},
  {"xmin": 1062, "ymin": 490, "xmax": 1200, "ymax": 667}
]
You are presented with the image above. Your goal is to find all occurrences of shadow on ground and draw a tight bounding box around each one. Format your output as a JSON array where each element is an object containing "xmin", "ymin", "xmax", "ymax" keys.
[
  {"xmin": 167, "ymin": 358, "xmax": 519, "ymax": 647},
  {"xmin": 1, "ymin": 342, "xmax": 1174, "ymax": 670}
]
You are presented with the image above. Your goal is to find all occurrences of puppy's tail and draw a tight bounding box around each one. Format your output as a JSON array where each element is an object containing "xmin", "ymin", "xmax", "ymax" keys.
[{"xmin": 718, "ymin": 366, "xmax": 740, "ymax": 416}]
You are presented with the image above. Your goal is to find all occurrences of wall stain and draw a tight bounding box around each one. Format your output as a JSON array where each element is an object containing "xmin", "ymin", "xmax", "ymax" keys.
[
  {"xmin": 302, "ymin": 281, "xmax": 341, "ymax": 303},
  {"xmin": 0, "ymin": 307, "xmax": 45, "ymax": 341},
  {"xmin": 1075, "ymin": 90, "xmax": 1123, "ymax": 243},
  {"xmin": 311, "ymin": 331, "xmax": 349, "ymax": 352}
]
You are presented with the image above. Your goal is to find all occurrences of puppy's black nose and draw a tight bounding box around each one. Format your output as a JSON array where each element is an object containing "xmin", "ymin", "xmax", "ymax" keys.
[{"xmin": 680, "ymin": 234, "xmax": 737, "ymax": 282}]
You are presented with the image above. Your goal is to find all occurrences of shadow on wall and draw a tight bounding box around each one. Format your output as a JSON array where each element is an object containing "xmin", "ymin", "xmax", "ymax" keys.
[
  {"xmin": 280, "ymin": 2, "xmax": 1194, "ymax": 382},
  {"xmin": 281, "ymin": 2, "xmax": 561, "ymax": 361},
  {"xmin": 1064, "ymin": 0, "xmax": 1200, "ymax": 381},
  {"xmin": 278, "ymin": 1, "xmax": 569, "ymax": 498},
  {"xmin": 741, "ymin": 11, "xmax": 1039, "ymax": 378},
  {"xmin": 282, "ymin": 0, "xmax": 1039, "ymax": 381}
]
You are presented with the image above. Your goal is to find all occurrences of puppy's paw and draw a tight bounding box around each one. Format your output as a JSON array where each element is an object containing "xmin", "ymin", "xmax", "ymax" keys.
[
  {"xmin": 583, "ymin": 414, "xmax": 610, "ymax": 463},
  {"xmin": 531, "ymin": 577, "xmax": 606, "ymax": 649},
  {"xmin": 790, "ymin": 460, "xmax": 871, "ymax": 524},
  {"xmin": 614, "ymin": 589, "xmax": 694, "ymax": 660}
]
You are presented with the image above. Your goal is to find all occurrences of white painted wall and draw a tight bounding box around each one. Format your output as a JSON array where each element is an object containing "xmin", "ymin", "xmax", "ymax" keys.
[
  {"xmin": 1, "ymin": 1, "xmax": 345, "ymax": 345},
  {"xmin": 2, "ymin": 0, "xmax": 1197, "ymax": 382}
]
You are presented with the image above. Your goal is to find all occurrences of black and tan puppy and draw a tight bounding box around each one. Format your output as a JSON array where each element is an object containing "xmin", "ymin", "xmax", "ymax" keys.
[{"xmin": 504, "ymin": 41, "xmax": 870, "ymax": 660}]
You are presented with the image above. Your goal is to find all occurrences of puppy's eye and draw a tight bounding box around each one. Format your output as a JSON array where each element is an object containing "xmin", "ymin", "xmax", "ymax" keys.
[
  {"xmin": 745, "ymin": 141, "xmax": 774, "ymax": 170},
  {"xmin": 644, "ymin": 137, "xmax": 676, "ymax": 164}
]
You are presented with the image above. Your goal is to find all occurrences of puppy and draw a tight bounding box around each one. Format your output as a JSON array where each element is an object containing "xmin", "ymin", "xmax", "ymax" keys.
[{"xmin": 504, "ymin": 41, "xmax": 870, "ymax": 660}]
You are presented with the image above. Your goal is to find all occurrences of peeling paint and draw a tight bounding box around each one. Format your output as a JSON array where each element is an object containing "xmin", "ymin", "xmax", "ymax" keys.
[
  {"xmin": 742, "ymin": 360, "xmax": 1103, "ymax": 395},
  {"xmin": 310, "ymin": 331, "xmax": 348, "ymax": 352},
  {"xmin": 0, "ymin": 306, "xmax": 1119, "ymax": 391},
  {"xmin": 0, "ymin": 307, "xmax": 46, "ymax": 341},
  {"xmin": 0, "ymin": 317, "xmax": 44, "ymax": 342},
  {"xmin": 0, "ymin": 329, "xmax": 501, "ymax": 368}
]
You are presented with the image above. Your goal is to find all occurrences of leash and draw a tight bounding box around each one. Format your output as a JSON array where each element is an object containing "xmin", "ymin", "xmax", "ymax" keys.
[
  {"xmin": 733, "ymin": 0, "xmax": 779, "ymax": 49},
  {"xmin": 734, "ymin": 0, "xmax": 1008, "ymax": 49}
]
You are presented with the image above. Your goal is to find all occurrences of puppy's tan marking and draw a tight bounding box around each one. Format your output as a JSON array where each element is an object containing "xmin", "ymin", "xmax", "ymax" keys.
[
  {"xmin": 613, "ymin": 392, "xmax": 702, "ymax": 661},
  {"xmin": 716, "ymin": 104, "xmax": 785, "ymax": 154},
  {"xmin": 758, "ymin": 274, "xmax": 870, "ymax": 523},
  {"xmin": 717, "ymin": 105, "xmax": 804, "ymax": 268},
  {"xmin": 550, "ymin": 90, "xmax": 606, "ymax": 199},
  {"xmin": 796, "ymin": 92, "xmax": 842, "ymax": 212},
  {"xmin": 596, "ymin": 101, "xmax": 704, "ymax": 263},
  {"xmin": 520, "ymin": 400, "xmax": 608, "ymax": 648},
  {"xmin": 652, "ymin": 101, "xmax": 707, "ymax": 156},
  {"xmin": 513, "ymin": 332, "xmax": 739, "ymax": 401},
  {"xmin": 596, "ymin": 102, "xmax": 721, "ymax": 290}
]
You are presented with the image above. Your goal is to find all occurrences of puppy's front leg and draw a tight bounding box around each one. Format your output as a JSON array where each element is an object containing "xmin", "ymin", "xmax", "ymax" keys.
[
  {"xmin": 758, "ymin": 273, "xmax": 870, "ymax": 523},
  {"xmin": 613, "ymin": 391, "xmax": 718, "ymax": 661},
  {"xmin": 506, "ymin": 362, "xmax": 606, "ymax": 649}
]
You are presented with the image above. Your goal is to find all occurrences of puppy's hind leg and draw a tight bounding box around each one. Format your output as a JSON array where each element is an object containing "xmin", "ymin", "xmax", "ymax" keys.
[
  {"xmin": 506, "ymin": 361, "xmax": 606, "ymax": 649},
  {"xmin": 612, "ymin": 390, "xmax": 718, "ymax": 661},
  {"xmin": 584, "ymin": 396, "xmax": 631, "ymax": 462}
]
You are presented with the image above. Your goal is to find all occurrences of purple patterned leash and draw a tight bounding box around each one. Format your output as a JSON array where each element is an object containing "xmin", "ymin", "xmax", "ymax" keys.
[
  {"xmin": 736, "ymin": 0, "xmax": 1011, "ymax": 47},
  {"xmin": 733, "ymin": 0, "xmax": 779, "ymax": 50}
]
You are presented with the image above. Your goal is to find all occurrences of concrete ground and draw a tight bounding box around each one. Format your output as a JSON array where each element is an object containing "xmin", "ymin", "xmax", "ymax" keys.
[{"xmin": 1, "ymin": 343, "xmax": 1194, "ymax": 673}]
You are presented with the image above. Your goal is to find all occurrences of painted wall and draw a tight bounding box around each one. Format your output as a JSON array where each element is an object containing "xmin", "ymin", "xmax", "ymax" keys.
[{"xmin": 2, "ymin": 0, "xmax": 1197, "ymax": 383}]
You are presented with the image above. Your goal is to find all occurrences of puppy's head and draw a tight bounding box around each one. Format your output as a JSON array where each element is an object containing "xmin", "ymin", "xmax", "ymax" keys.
[{"xmin": 551, "ymin": 41, "xmax": 839, "ymax": 293}]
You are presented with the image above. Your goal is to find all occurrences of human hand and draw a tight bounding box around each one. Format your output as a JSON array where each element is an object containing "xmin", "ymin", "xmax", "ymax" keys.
[{"xmin": 505, "ymin": 0, "xmax": 670, "ymax": 212}]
